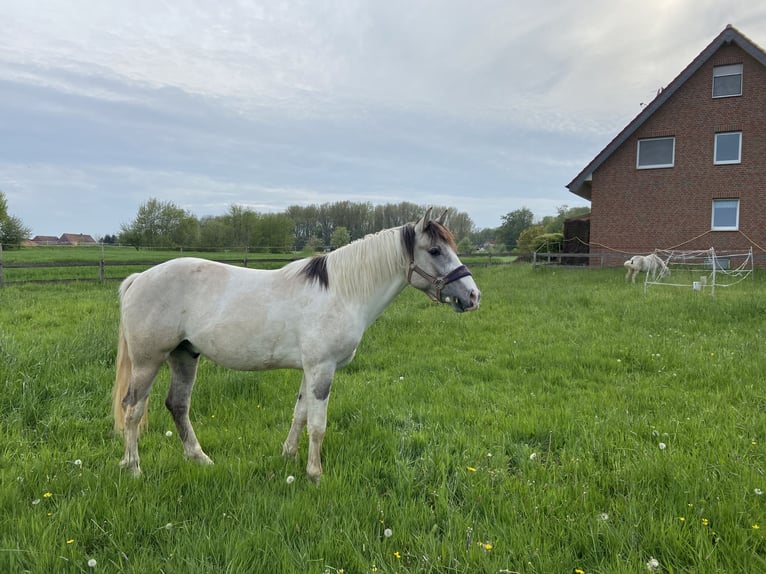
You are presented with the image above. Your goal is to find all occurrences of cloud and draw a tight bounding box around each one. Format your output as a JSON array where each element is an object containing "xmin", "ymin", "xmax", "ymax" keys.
[{"xmin": 1, "ymin": 1, "xmax": 765, "ymax": 237}]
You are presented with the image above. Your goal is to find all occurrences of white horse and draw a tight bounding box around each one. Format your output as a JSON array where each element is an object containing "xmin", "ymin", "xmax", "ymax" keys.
[
  {"xmin": 112, "ymin": 209, "xmax": 480, "ymax": 481},
  {"xmin": 624, "ymin": 253, "xmax": 669, "ymax": 283}
]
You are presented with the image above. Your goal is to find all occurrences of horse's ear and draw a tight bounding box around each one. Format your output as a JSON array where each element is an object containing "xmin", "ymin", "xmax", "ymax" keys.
[
  {"xmin": 415, "ymin": 207, "xmax": 433, "ymax": 232},
  {"xmin": 436, "ymin": 209, "xmax": 448, "ymax": 225}
]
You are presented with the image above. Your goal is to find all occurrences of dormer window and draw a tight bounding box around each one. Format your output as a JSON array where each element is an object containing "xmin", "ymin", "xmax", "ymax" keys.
[{"xmin": 713, "ymin": 64, "xmax": 743, "ymax": 97}]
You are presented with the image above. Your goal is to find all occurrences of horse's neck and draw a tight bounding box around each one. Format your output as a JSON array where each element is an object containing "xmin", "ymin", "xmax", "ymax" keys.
[{"xmin": 327, "ymin": 227, "xmax": 409, "ymax": 323}]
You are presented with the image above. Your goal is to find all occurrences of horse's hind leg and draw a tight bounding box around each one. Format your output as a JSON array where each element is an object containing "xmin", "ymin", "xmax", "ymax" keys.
[
  {"xmin": 166, "ymin": 345, "xmax": 213, "ymax": 466},
  {"xmin": 282, "ymin": 374, "xmax": 308, "ymax": 460},
  {"xmin": 120, "ymin": 363, "xmax": 162, "ymax": 477}
]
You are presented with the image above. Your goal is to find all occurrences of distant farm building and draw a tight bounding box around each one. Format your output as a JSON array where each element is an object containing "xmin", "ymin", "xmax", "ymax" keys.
[{"xmin": 29, "ymin": 233, "xmax": 97, "ymax": 246}]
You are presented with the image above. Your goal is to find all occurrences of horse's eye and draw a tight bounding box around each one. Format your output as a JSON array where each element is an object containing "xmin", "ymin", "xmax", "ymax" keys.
[{"xmin": 428, "ymin": 247, "xmax": 441, "ymax": 256}]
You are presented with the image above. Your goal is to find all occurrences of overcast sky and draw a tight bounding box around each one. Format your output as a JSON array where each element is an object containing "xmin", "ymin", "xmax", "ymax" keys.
[{"xmin": 2, "ymin": 1, "xmax": 765, "ymax": 238}]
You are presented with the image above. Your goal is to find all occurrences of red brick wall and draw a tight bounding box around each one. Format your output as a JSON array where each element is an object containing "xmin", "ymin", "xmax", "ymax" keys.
[{"xmin": 590, "ymin": 44, "xmax": 766, "ymax": 260}]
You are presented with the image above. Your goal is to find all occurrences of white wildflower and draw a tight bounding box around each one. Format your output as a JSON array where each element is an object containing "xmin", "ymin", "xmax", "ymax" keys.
[
  {"xmin": 286, "ymin": 475, "xmax": 295, "ymax": 484},
  {"xmin": 646, "ymin": 556, "xmax": 660, "ymax": 571},
  {"xmin": 165, "ymin": 431, "xmax": 173, "ymax": 437},
  {"xmin": 384, "ymin": 528, "xmax": 393, "ymax": 538},
  {"xmin": 658, "ymin": 442, "xmax": 667, "ymax": 450},
  {"xmin": 756, "ymin": 488, "xmax": 763, "ymax": 496},
  {"xmin": 87, "ymin": 558, "xmax": 97, "ymax": 568}
]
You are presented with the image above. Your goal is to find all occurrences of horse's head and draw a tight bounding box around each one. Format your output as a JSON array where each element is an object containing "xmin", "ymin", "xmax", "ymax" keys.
[{"xmin": 405, "ymin": 208, "xmax": 481, "ymax": 312}]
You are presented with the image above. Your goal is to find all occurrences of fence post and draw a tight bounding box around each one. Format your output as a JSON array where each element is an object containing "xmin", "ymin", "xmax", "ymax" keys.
[
  {"xmin": 99, "ymin": 242, "xmax": 105, "ymax": 282},
  {"xmin": 243, "ymin": 246, "xmax": 248, "ymax": 268}
]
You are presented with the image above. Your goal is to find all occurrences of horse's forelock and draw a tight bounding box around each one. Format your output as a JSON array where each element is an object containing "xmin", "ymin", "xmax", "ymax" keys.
[
  {"xmin": 401, "ymin": 220, "xmax": 457, "ymax": 260},
  {"xmin": 427, "ymin": 220, "xmax": 457, "ymax": 251}
]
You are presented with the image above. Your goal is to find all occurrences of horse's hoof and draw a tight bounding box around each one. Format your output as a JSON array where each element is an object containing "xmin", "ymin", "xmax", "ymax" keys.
[
  {"xmin": 281, "ymin": 443, "xmax": 298, "ymax": 461},
  {"xmin": 119, "ymin": 462, "xmax": 142, "ymax": 477}
]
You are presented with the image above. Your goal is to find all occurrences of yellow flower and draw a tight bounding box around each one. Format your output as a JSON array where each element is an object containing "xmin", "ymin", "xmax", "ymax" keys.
[
  {"xmin": 66, "ymin": 539, "xmax": 74, "ymax": 545},
  {"xmin": 394, "ymin": 551, "xmax": 401, "ymax": 559},
  {"xmin": 753, "ymin": 523, "xmax": 760, "ymax": 530},
  {"xmin": 43, "ymin": 492, "xmax": 53, "ymax": 498},
  {"xmin": 678, "ymin": 517, "xmax": 686, "ymax": 522},
  {"xmin": 483, "ymin": 543, "xmax": 493, "ymax": 551},
  {"xmin": 575, "ymin": 568, "xmax": 585, "ymax": 574},
  {"xmin": 702, "ymin": 518, "xmax": 709, "ymax": 526},
  {"xmin": 467, "ymin": 467, "xmax": 477, "ymax": 472}
]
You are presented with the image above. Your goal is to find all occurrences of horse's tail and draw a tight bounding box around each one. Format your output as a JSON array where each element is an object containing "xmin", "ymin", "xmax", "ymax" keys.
[{"xmin": 112, "ymin": 273, "xmax": 148, "ymax": 434}]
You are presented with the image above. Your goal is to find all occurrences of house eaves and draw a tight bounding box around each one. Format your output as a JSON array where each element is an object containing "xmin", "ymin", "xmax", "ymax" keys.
[{"xmin": 566, "ymin": 25, "xmax": 766, "ymax": 201}]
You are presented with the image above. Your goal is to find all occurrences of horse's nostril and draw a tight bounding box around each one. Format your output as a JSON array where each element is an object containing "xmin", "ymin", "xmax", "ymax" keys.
[{"xmin": 470, "ymin": 289, "xmax": 480, "ymax": 307}]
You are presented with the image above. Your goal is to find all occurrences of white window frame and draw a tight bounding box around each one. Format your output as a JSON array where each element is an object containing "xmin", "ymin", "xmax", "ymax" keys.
[
  {"xmin": 637, "ymin": 137, "xmax": 675, "ymax": 169},
  {"xmin": 714, "ymin": 131, "xmax": 742, "ymax": 164},
  {"xmin": 711, "ymin": 199, "xmax": 739, "ymax": 231},
  {"xmin": 712, "ymin": 64, "xmax": 743, "ymax": 98}
]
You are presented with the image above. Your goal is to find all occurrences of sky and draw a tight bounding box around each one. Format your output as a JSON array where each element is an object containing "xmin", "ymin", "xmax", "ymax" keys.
[{"xmin": 2, "ymin": 1, "xmax": 766, "ymax": 238}]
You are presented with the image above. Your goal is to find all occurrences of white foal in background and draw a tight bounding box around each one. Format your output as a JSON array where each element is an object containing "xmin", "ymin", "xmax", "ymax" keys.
[{"xmin": 624, "ymin": 253, "xmax": 670, "ymax": 283}]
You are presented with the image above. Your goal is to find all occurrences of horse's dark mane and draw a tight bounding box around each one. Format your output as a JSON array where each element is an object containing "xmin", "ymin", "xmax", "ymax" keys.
[
  {"xmin": 401, "ymin": 220, "xmax": 457, "ymax": 260},
  {"xmin": 300, "ymin": 255, "xmax": 329, "ymax": 289}
]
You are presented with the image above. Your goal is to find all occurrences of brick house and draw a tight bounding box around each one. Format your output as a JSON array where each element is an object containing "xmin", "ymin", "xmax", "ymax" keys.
[{"xmin": 566, "ymin": 25, "xmax": 766, "ymax": 263}]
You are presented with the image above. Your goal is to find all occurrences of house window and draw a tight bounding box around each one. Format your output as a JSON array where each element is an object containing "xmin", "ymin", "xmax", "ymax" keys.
[
  {"xmin": 637, "ymin": 137, "xmax": 675, "ymax": 169},
  {"xmin": 713, "ymin": 64, "xmax": 743, "ymax": 97},
  {"xmin": 711, "ymin": 199, "xmax": 739, "ymax": 230},
  {"xmin": 714, "ymin": 132, "xmax": 742, "ymax": 164}
]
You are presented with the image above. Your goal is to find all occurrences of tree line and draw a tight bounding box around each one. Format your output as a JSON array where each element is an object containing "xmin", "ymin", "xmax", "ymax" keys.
[
  {"xmin": 117, "ymin": 199, "xmax": 478, "ymax": 252},
  {"xmin": 0, "ymin": 189, "xmax": 590, "ymax": 254}
]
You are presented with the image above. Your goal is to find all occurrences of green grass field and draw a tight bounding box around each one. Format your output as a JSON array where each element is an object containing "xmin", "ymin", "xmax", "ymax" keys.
[{"xmin": 1, "ymin": 263, "xmax": 765, "ymax": 573}]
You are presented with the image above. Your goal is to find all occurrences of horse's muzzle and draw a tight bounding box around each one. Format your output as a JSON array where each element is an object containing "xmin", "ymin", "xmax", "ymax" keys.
[{"xmin": 446, "ymin": 286, "xmax": 480, "ymax": 313}]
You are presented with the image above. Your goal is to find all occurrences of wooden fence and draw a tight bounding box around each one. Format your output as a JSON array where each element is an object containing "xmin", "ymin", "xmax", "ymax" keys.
[{"xmin": 0, "ymin": 249, "xmax": 516, "ymax": 287}]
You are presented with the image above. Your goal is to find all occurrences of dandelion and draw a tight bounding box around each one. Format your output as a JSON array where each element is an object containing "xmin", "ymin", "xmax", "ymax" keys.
[
  {"xmin": 658, "ymin": 442, "xmax": 666, "ymax": 450},
  {"xmin": 646, "ymin": 556, "xmax": 660, "ymax": 571},
  {"xmin": 43, "ymin": 492, "xmax": 53, "ymax": 498},
  {"xmin": 165, "ymin": 431, "xmax": 173, "ymax": 437},
  {"xmin": 574, "ymin": 568, "xmax": 585, "ymax": 574},
  {"xmin": 678, "ymin": 517, "xmax": 685, "ymax": 523},
  {"xmin": 529, "ymin": 452, "xmax": 538, "ymax": 461},
  {"xmin": 478, "ymin": 542, "xmax": 492, "ymax": 551},
  {"xmin": 67, "ymin": 539, "xmax": 75, "ymax": 545},
  {"xmin": 753, "ymin": 523, "xmax": 760, "ymax": 530},
  {"xmin": 74, "ymin": 459, "xmax": 82, "ymax": 467},
  {"xmin": 467, "ymin": 466, "xmax": 477, "ymax": 472},
  {"xmin": 286, "ymin": 475, "xmax": 295, "ymax": 484},
  {"xmin": 87, "ymin": 558, "xmax": 97, "ymax": 568},
  {"xmin": 599, "ymin": 512, "xmax": 609, "ymax": 522},
  {"xmin": 756, "ymin": 488, "xmax": 763, "ymax": 496},
  {"xmin": 384, "ymin": 528, "xmax": 393, "ymax": 538}
]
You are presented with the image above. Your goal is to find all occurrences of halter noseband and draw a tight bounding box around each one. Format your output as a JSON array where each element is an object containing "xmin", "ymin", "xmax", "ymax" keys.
[{"xmin": 407, "ymin": 261, "xmax": 472, "ymax": 303}]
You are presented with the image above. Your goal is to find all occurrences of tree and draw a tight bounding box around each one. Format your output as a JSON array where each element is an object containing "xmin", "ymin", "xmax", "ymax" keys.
[
  {"xmin": 0, "ymin": 191, "xmax": 31, "ymax": 248},
  {"xmin": 496, "ymin": 207, "xmax": 534, "ymax": 250},
  {"xmin": 120, "ymin": 198, "xmax": 199, "ymax": 248},
  {"xmin": 330, "ymin": 226, "xmax": 351, "ymax": 250}
]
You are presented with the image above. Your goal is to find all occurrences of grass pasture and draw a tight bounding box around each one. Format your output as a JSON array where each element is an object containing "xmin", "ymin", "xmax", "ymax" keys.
[{"xmin": 1, "ymin": 263, "xmax": 766, "ymax": 573}]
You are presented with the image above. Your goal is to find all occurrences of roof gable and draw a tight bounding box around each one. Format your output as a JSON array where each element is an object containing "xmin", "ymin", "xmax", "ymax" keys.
[{"xmin": 567, "ymin": 25, "xmax": 766, "ymax": 200}]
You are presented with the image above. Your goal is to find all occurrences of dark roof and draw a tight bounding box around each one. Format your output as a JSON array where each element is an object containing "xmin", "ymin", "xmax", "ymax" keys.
[{"xmin": 566, "ymin": 25, "xmax": 766, "ymax": 200}]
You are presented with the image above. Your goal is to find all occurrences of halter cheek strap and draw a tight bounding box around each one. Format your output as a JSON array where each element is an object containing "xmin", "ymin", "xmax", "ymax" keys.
[{"xmin": 407, "ymin": 261, "xmax": 472, "ymax": 302}]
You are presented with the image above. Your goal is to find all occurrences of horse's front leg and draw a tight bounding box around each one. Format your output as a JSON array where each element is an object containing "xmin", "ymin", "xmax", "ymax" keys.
[
  {"xmin": 282, "ymin": 374, "xmax": 308, "ymax": 460},
  {"xmin": 302, "ymin": 364, "xmax": 336, "ymax": 482}
]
